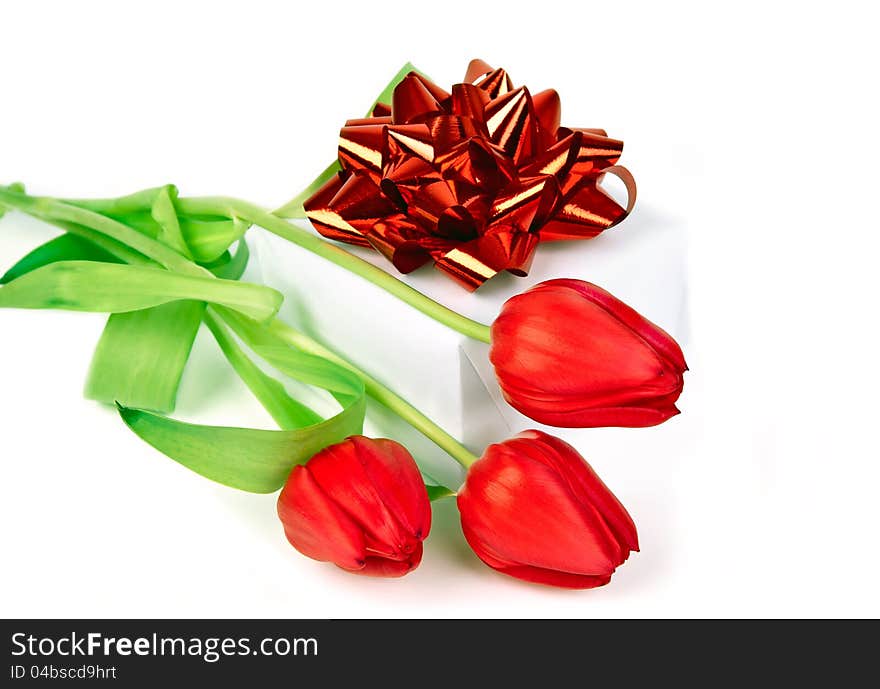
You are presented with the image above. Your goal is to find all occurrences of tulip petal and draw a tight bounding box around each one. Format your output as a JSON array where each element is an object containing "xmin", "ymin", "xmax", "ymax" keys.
[
  {"xmin": 491, "ymin": 282, "xmax": 683, "ymax": 404},
  {"xmin": 499, "ymin": 436, "xmax": 629, "ymax": 565},
  {"xmin": 307, "ymin": 441, "xmax": 407, "ymax": 558},
  {"xmin": 553, "ymin": 279, "xmax": 688, "ymax": 372},
  {"xmin": 494, "ymin": 565, "xmax": 613, "ymax": 590},
  {"xmin": 458, "ymin": 444, "xmax": 621, "ymax": 577},
  {"xmin": 353, "ymin": 437, "xmax": 432, "ymax": 546},
  {"xmin": 355, "ymin": 544, "xmax": 424, "ymax": 578},
  {"xmin": 462, "ymin": 520, "xmax": 613, "ymax": 588},
  {"xmin": 277, "ymin": 465, "xmax": 367, "ymax": 570},
  {"xmin": 517, "ymin": 431, "xmax": 639, "ymax": 553},
  {"xmin": 307, "ymin": 437, "xmax": 428, "ymax": 563},
  {"xmin": 499, "ymin": 391, "xmax": 681, "ymax": 428}
]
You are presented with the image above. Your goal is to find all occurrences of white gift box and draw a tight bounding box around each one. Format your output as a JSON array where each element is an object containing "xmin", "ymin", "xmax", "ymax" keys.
[{"xmin": 254, "ymin": 203, "xmax": 687, "ymax": 487}]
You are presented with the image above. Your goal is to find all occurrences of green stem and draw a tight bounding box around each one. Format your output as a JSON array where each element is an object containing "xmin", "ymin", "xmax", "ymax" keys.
[
  {"xmin": 2, "ymin": 184, "xmax": 481, "ymax": 469},
  {"xmin": 204, "ymin": 310, "xmax": 322, "ymax": 430},
  {"xmin": 264, "ymin": 318, "xmax": 479, "ymax": 469},
  {"xmin": 175, "ymin": 196, "xmax": 493, "ymax": 344}
]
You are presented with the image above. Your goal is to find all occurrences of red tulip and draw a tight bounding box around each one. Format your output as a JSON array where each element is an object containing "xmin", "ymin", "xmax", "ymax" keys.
[
  {"xmin": 457, "ymin": 430, "xmax": 638, "ymax": 589},
  {"xmin": 277, "ymin": 436, "xmax": 431, "ymax": 577},
  {"xmin": 490, "ymin": 279, "xmax": 687, "ymax": 428}
]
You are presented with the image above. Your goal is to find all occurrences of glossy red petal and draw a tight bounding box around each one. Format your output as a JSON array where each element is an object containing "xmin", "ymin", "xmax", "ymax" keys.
[
  {"xmin": 458, "ymin": 445, "xmax": 621, "ymax": 577},
  {"xmin": 354, "ymin": 544, "xmax": 424, "ymax": 578},
  {"xmin": 353, "ymin": 437, "xmax": 431, "ymax": 546},
  {"xmin": 489, "ymin": 279, "xmax": 686, "ymax": 428},
  {"xmin": 516, "ymin": 431, "xmax": 638, "ymax": 553},
  {"xmin": 307, "ymin": 439, "xmax": 412, "ymax": 561},
  {"xmin": 277, "ymin": 465, "xmax": 366, "ymax": 570},
  {"xmin": 491, "ymin": 284, "xmax": 677, "ymax": 399},
  {"xmin": 461, "ymin": 520, "xmax": 611, "ymax": 588},
  {"xmin": 495, "ymin": 436, "xmax": 627, "ymax": 565},
  {"xmin": 499, "ymin": 389, "xmax": 681, "ymax": 429},
  {"xmin": 493, "ymin": 566, "xmax": 613, "ymax": 589},
  {"xmin": 551, "ymin": 279, "xmax": 687, "ymax": 372}
]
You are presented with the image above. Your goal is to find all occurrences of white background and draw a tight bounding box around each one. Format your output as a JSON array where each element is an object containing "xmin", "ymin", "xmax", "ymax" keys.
[{"xmin": 1, "ymin": 1, "xmax": 877, "ymax": 618}]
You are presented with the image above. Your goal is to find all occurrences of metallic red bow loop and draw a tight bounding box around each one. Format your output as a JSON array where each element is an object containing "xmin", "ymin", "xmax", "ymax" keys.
[{"xmin": 305, "ymin": 60, "xmax": 636, "ymax": 290}]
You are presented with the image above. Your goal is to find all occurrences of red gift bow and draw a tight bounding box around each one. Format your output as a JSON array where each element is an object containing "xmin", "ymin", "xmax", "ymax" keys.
[{"xmin": 304, "ymin": 59, "xmax": 636, "ymax": 290}]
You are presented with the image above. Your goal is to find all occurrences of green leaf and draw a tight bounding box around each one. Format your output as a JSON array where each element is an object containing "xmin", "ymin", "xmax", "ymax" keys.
[
  {"xmin": 422, "ymin": 470, "xmax": 456, "ymax": 501},
  {"xmin": 214, "ymin": 307, "xmax": 363, "ymax": 401},
  {"xmin": 63, "ymin": 185, "xmax": 249, "ymax": 264},
  {"xmin": 0, "ymin": 260, "xmax": 282, "ymax": 322},
  {"xmin": 252, "ymin": 345, "xmax": 363, "ymax": 399},
  {"xmin": 150, "ymin": 186, "xmax": 192, "ymax": 259},
  {"xmin": 1, "ymin": 233, "xmax": 123, "ymax": 284},
  {"xmin": 205, "ymin": 312, "xmax": 323, "ymax": 429},
  {"xmin": 118, "ymin": 394, "xmax": 366, "ymax": 493},
  {"xmin": 82, "ymin": 240, "xmax": 253, "ymax": 414},
  {"xmin": 84, "ymin": 301, "xmax": 205, "ymax": 412},
  {"xmin": 207, "ymin": 239, "xmax": 250, "ymax": 280},
  {"xmin": 0, "ymin": 182, "xmax": 26, "ymax": 219},
  {"xmin": 178, "ymin": 215, "xmax": 250, "ymax": 264},
  {"xmin": 65, "ymin": 186, "xmax": 172, "ymax": 217}
]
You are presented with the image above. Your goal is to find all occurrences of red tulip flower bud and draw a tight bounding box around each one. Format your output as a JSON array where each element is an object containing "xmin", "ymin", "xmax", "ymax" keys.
[
  {"xmin": 277, "ymin": 436, "xmax": 431, "ymax": 577},
  {"xmin": 457, "ymin": 430, "xmax": 638, "ymax": 589},
  {"xmin": 490, "ymin": 279, "xmax": 687, "ymax": 428}
]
